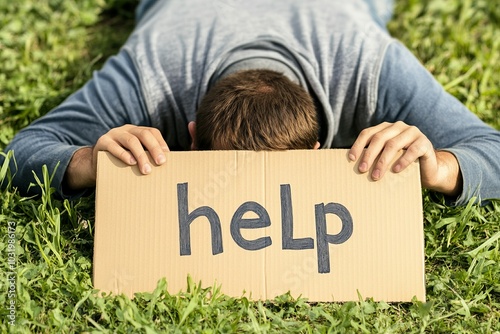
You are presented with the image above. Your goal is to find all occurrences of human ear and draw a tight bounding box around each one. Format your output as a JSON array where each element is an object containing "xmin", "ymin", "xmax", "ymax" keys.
[
  {"xmin": 188, "ymin": 121, "xmax": 197, "ymax": 150},
  {"xmin": 313, "ymin": 141, "xmax": 320, "ymax": 150}
]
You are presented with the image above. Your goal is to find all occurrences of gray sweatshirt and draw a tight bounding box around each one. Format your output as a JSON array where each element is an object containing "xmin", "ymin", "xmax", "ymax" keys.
[{"xmin": 3, "ymin": 0, "xmax": 500, "ymax": 205}]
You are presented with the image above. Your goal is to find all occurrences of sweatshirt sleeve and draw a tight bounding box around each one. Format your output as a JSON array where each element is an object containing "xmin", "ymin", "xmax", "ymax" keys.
[
  {"xmin": 0, "ymin": 48, "xmax": 149, "ymax": 199},
  {"xmin": 376, "ymin": 41, "xmax": 500, "ymax": 206}
]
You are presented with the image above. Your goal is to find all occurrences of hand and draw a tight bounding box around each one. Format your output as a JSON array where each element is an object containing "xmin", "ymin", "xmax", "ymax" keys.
[
  {"xmin": 348, "ymin": 121, "xmax": 462, "ymax": 196},
  {"xmin": 93, "ymin": 124, "xmax": 169, "ymax": 175},
  {"xmin": 64, "ymin": 125, "xmax": 169, "ymax": 190}
]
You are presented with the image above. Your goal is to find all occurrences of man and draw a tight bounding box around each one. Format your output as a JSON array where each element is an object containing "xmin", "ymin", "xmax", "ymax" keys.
[{"xmin": 2, "ymin": 0, "xmax": 500, "ymax": 205}]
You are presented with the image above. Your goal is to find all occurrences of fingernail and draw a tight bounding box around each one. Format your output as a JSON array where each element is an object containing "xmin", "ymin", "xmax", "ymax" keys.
[
  {"xmin": 394, "ymin": 164, "xmax": 401, "ymax": 173},
  {"xmin": 348, "ymin": 153, "xmax": 356, "ymax": 161},
  {"xmin": 156, "ymin": 154, "xmax": 166, "ymax": 164},
  {"xmin": 143, "ymin": 163, "xmax": 151, "ymax": 174},
  {"xmin": 359, "ymin": 162, "xmax": 368, "ymax": 172},
  {"xmin": 130, "ymin": 157, "xmax": 137, "ymax": 164},
  {"xmin": 372, "ymin": 169, "xmax": 380, "ymax": 180}
]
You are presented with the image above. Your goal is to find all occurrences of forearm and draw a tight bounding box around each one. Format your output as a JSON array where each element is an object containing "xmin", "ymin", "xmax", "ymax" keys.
[
  {"xmin": 377, "ymin": 41, "xmax": 500, "ymax": 205},
  {"xmin": 2, "ymin": 49, "xmax": 150, "ymax": 198},
  {"xmin": 2, "ymin": 128, "xmax": 85, "ymax": 198}
]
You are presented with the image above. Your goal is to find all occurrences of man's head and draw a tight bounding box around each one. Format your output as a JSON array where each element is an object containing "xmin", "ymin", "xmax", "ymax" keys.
[{"xmin": 192, "ymin": 69, "xmax": 319, "ymax": 150}]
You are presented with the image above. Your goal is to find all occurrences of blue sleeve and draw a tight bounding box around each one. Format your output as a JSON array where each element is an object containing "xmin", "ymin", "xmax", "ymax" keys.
[
  {"xmin": 1, "ymin": 49, "xmax": 149, "ymax": 199},
  {"xmin": 376, "ymin": 41, "xmax": 500, "ymax": 205}
]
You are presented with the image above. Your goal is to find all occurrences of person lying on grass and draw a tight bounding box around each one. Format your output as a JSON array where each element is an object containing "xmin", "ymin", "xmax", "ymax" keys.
[{"xmin": 2, "ymin": 0, "xmax": 500, "ymax": 206}]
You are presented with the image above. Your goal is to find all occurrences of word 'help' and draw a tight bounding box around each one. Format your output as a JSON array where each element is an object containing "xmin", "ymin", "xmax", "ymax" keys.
[{"xmin": 177, "ymin": 183, "xmax": 353, "ymax": 273}]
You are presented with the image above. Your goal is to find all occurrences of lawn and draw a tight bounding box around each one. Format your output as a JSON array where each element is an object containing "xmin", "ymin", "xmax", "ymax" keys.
[{"xmin": 1, "ymin": 0, "xmax": 500, "ymax": 332}]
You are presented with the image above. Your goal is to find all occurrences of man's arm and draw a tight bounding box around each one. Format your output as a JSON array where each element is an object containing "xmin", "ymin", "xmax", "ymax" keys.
[
  {"xmin": 367, "ymin": 41, "xmax": 500, "ymax": 205},
  {"xmin": 3, "ymin": 49, "xmax": 152, "ymax": 198}
]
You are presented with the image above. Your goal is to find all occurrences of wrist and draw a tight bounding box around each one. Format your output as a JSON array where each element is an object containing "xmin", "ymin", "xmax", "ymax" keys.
[
  {"xmin": 428, "ymin": 150, "xmax": 463, "ymax": 197},
  {"xmin": 64, "ymin": 147, "xmax": 96, "ymax": 190}
]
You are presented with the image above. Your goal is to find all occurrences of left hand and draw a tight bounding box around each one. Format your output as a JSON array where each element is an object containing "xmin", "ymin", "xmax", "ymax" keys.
[{"xmin": 348, "ymin": 121, "xmax": 462, "ymax": 196}]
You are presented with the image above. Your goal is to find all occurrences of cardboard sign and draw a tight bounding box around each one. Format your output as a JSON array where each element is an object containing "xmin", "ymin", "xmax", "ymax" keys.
[{"xmin": 94, "ymin": 149, "xmax": 425, "ymax": 302}]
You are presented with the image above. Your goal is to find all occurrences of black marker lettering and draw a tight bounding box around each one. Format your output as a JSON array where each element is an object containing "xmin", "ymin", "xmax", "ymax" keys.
[
  {"xmin": 230, "ymin": 201, "xmax": 272, "ymax": 250},
  {"xmin": 281, "ymin": 184, "xmax": 314, "ymax": 250},
  {"xmin": 315, "ymin": 202, "xmax": 353, "ymax": 273},
  {"xmin": 177, "ymin": 183, "xmax": 223, "ymax": 256}
]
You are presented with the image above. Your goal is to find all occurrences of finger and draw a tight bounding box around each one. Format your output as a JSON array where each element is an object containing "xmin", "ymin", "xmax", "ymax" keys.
[
  {"xmin": 147, "ymin": 127, "xmax": 169, "ymax": 152},
  {"xmin": 108, "ymin": 143, "xmax": 138, "ymax": 165},
  {"xmin": 116, "ymin": 133, "xmax": 152, "ymax": 174},
  {"xmin": 371, "ymin": 126, "xmax": 423, "ymax": 179},
  {"xmin": 349, "ymin": 122, "xmax": 392, "ymax": 162},
  {"xmin": 358, "ymin": 122, "xmax": 409, "ymax": 173},
  {"xmin": 393, "ymin": 137, "xmax": 434, "ymax": 173},
  {"xmin": 371, "ymin": 144, "xmax": 404, "ymax": 181},
  {"xmin": 95, "ymin": 135, "xmax": 137, "ymax": 165},
  {"xmin": 130, "ymin": 127, "xmax": 168, "ymax": 165}
]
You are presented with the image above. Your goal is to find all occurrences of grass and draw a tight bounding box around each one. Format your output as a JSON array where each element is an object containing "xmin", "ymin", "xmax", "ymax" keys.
[{"xmin": 1, "ymin": 0, "xmax": 500, "ymax": 332}]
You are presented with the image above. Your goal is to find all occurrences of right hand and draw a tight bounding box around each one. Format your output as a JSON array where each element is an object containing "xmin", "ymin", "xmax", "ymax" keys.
[
  {"xmin": 65, "ymin": 125, "xmax": 169, "ymax": 190},
  {"xmin": 93, "ymin": 124, "xmax": 169, "ymax": 175}
]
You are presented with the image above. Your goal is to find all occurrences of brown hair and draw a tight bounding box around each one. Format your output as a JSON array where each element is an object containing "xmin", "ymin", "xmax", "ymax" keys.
[{"xmin": 196, "ymin": 69, "xmax": 318, "ymax": 150}]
